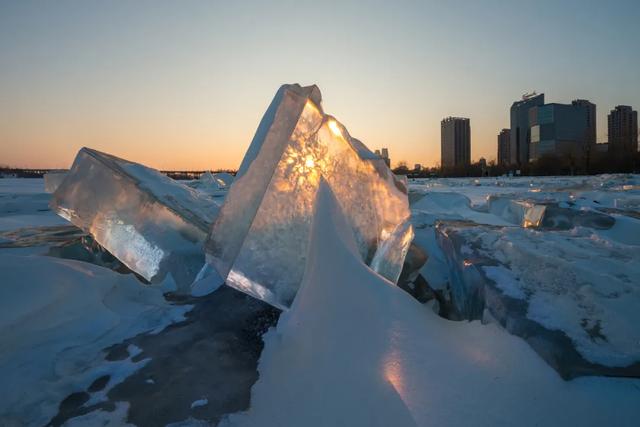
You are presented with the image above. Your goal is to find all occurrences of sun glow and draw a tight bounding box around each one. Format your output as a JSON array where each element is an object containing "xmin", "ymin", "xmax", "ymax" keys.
[
  {"xmin": 305, "ymin": 155, "xmax": 315, "ymax": 168},
  {"xmin": 328, "ymin": 120, "xmax": 342, "ymax": 138}
]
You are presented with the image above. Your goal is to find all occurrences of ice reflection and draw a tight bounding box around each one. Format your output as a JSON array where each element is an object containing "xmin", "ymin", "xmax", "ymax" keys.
[
  {"xmin": 383, "ymin": 347, "xmax": 406, "ymax": 399},
  {"xmin": 91, "ymin": 215, "xmax": 164, "ymax": 280}
]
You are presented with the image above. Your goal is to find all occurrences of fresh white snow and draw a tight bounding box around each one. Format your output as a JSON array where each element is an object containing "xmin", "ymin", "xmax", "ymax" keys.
[{"xmin": 0, "ymin": 178, "xmax": 69, "ymax": 231}]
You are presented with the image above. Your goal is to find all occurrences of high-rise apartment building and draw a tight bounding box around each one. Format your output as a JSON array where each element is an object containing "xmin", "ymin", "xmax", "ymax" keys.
[
  {"xmin": 497, "ymin": 128, "xmax": 511, "ymax": 166},
  {"xmin": 441, "ymin": 117, "xmax": 471, "ymax": 168},
  {"xmin": 572, "ymin": 99, "xmax": 596, "ymax": 146},
  {"xmin": 608, "ymin": 105, "xmax": 638, "ymax": 154}
]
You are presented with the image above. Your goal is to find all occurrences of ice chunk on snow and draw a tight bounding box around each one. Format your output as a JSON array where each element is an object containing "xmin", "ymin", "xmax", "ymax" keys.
[
  {"xmin": 197, "ymin": 171, "xmax": 234, "ymax": 190},
  {"xmin": 487, "ymin": 195, "xmax": 615, "ymax": 230},
  {"xmin": 213, "ymin": 172, "xmax": 234, "ymax": 188},
  {"xmin": 186, "ymin": 171, "xmax": 232, "ymax": 198},
  {"xmin": 205, "ymin": 84, "xmax": 412, "ymax": 308},
  {"xmin": 50, "ymin": 148, "xmax": 220, "ymax": 291},
  {"xmin": 487, "ymin": 196, "xmax": 546, "ymax": 228},
  {"xmin": 43, "ymin": 171, "xmax": 68, "ymax": 193}
]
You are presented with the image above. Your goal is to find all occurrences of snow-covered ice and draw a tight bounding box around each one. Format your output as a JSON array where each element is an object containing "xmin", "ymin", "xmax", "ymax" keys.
[
  {"xmin": 2, "ymin": 166, "xmax": 640, "ymax": 426},
  {"xmin": 437, "ymin": 220, "xmax": 640, "ymax": 376},
  {"xmin": 0, "ymin": 178, "xmax": 69, "ymax": 231},
  {"xmin": 206, "ymin": 84, "xmax": 412, "ymax": 309},
  {"xmin": 410, "ymin": 174, "xmax": 640, "ymax": 378},
  {"xmin": 221, "ymin": 180, "xmax": 640, "ymax": 427},
  {"xmin": 0, "ymin": 253, "xmax": 191, "ymax": 426}
]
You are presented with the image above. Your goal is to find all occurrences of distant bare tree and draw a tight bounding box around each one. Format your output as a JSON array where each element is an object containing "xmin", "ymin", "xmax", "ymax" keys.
[{"xmin": 393, "ymin": 161, "xmax": 410, "ymax": 175}]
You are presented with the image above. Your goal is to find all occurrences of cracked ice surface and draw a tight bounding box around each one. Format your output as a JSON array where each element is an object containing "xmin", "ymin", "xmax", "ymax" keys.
[
  {"xmin": 409, "ymin": 175, "xmax": 640, "ymax": 377},
  {"xmin": 51, "ymin": 148, "xmax": 220, "ymax": 291},
  {"xmin": 206, "ymin": 84, "xmax": 412, "ymax": 309},
  {"xmin": 436, "ymin": 221, "xmax": 640, "ymax": 374}
]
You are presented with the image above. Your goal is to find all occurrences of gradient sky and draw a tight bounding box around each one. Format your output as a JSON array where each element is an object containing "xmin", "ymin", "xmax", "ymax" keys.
[{"xmin": 1, "ymin": 0, "xmax": 639, "ymax": 170}]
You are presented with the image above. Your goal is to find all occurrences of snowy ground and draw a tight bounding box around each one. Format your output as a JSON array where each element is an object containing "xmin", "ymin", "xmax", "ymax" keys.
[
  {"xmin": 0, "ymin": 179, "xmax": 192, "ymax": 425},
  {"xmin": 1, "ymin": 176, "xmax": 639, "ymax": 426},
  {"xmin": 409, "ymin": 175, "xmax": 640, "ymax": 378},
  {"xmin": 0, "ymin": 178, "xmax": 276, "ymax": 427},
  {"xmin": 221, "ymin": 179, "xmax": 640, "ymax": 427}
]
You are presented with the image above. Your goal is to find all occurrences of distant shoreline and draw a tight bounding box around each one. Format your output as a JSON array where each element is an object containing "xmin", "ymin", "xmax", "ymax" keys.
[{"xmin": 0, "ymin": 168, "xmax": 237, "ymax": 180}]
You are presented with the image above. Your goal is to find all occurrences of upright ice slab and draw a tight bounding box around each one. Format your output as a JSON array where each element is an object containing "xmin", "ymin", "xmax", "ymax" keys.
[
  {"xmin": 205, "ymin": 84, "xmax": 413, "ymax": 309},
  {"xmin": 51, "ymin": 148, "xmax": 220, "ymax": 291}
]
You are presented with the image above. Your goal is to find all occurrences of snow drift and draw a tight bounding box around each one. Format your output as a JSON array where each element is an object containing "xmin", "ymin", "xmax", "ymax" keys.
[{"xmin": 222, "ymin": 180, "xmax": 640, "ymax": 427}]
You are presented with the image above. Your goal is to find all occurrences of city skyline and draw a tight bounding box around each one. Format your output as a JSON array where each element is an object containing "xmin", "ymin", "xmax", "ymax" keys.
[{"xmin": 2, "ymin": 0, "xmax": 639, "ymax": 170}]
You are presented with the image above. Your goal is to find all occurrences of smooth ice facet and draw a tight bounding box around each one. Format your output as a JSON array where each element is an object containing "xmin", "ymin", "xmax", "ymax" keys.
[
  {"xmin": 370, "ymin": 219, "xmax": 414, "ymax": 284},
  {"xmin": 43, "ymin": 171, "xmax": 68, "ymax": 193},
  {"xmin": 205, "ymin": 84, "xmax": 412, "ymax": 309},
  {"xmin": 51, "ymin": 148, "xmax": 220, "ymax": 291}
]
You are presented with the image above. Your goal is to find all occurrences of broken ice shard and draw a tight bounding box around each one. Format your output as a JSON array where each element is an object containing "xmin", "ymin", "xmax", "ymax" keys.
[
  {"xmin": 487, "ymin": 195, "xmax": 615, "ymax": 229},
  {"xmin": 43, "ymin": 171, "xmax": 68, "ymax": 193},
  {"xmin": 205, "ymin": 84, "xmax": 413, "ymax": 309},
  {"xmin": 187, "ymin": 171, "xmax": 235, "ymax": 196},
  {"xmin": 487, "ymin": 196, "xmax": 546, "ymax": 228},
  {"xmin": 211, "ymin": 172, "xmax": 235, "ymax": 188},
  {"xmin": 51, "ymin": 148, "xmax": 220, "ymax": 291}
]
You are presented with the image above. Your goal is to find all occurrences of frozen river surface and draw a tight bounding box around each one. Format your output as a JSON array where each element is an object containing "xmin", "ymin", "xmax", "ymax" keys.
[{"xmin": 1, "ymin": 176, "xmax": 639, "ymax": 426}]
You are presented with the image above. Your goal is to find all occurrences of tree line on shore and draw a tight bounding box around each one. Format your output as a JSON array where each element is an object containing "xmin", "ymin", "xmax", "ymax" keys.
[{"xmin": 393, "ymin": 150, "xmax": 640, "ymax": 178}]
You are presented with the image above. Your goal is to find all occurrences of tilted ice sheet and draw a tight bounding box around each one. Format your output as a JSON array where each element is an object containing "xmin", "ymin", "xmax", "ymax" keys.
[
  {"xmin": 436, "ymin": 220, "xmax": 640, "ymax": 373},
  {"xmin": 206, "ymin": 84, "xmax": 412, "ymax": 308},
  {"xmin": 51, "ymin": 148, "xmax": 220, "ymax": 291}
]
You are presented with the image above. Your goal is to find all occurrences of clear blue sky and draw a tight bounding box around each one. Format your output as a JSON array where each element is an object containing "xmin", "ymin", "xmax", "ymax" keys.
[{"xmin": 1, "ymin": 0, "xmax": 639, "ymax": 169}]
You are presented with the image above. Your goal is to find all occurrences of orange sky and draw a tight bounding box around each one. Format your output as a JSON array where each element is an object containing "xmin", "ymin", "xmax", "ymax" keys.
[{"xmin": 2, "ymin": 1, "xmax": 638, "ymax": 170}]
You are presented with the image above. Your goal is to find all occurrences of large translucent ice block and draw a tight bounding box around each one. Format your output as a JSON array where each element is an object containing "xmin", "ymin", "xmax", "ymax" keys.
[
  {"xmin": 51, "ymin": 148, "xmax": 220, "ymax": 291},
  {"xmin": 205, "ymin": 84, "xmax": 412, "ymax": 309}
]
